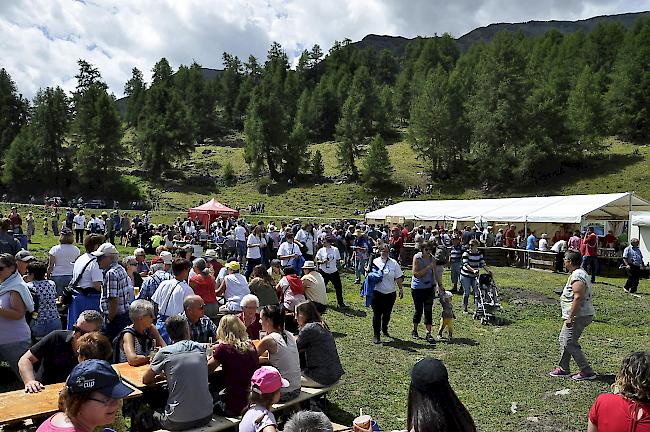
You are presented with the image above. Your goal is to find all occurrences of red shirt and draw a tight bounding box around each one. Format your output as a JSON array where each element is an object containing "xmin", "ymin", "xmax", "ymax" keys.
[
  {"xmin": 589, "ymin": 393, "xmax": 650, "ymax": 432},
  {"xmin": 505, "ymin": 229, "xmax": 516, "ymax": 248},
  {"xmin": 401, "ymin": 227, "xmax": 409, "ymax": 241},
  {"xmin": 390, "ymin": 235, "xmax": 403, "ymax": 252},
  {"xmin": 189, "ymin": 274, "xmax": 217, "ymax": 304},
  {"xmin": 584, "ymin": 233, "xmax": 599, "ymax": 256},
  {"xmin": 238, "ymin": 312, "xmax": 262, "ymax": 340}
]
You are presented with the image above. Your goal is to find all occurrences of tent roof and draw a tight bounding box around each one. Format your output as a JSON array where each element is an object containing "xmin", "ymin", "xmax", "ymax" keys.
[
  {"xmin": 189, "ymin": 199, "xmax": 238, "ymax": 215},
  {"xmin": 365, "ymin": 193, "xmax": 650, "ymax": 224}
]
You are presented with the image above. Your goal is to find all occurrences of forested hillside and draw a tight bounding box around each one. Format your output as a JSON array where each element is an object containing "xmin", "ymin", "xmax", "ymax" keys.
[{"xmin": 1, "ymin": 13, "xmax": 650, "ymax": 202}]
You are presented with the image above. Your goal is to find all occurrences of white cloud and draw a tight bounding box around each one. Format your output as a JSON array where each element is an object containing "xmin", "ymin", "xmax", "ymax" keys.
[{"xmin": 1, "ymin": 0, "xmax": 648, "ymax": 99}]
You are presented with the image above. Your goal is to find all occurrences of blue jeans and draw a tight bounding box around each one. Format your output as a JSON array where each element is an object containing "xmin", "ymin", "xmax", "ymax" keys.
[
  {"xmin": 236, "ymin": 240, "xmax": 247, "ymax": 261},
  {"xmin": 460, "ymin": 275, "xmax": 478, "ymax": 309},
  {"xmin": 31, "ymin": 318, "xmax": 63, "ymax": 339},
  {"xmin": 581, "ymin": 256, "xmax": 598, "ymax": 282},
  {"xmin": 355, "ymin": 257, "xmax": 367, "ymax": 281},
  {"xmin": 50, "ymin": 275, "xmax": 73, "ymax": 297},
  {"xmin": 450, "ymin": 261, "xmax": 462, "ymax": 285}
]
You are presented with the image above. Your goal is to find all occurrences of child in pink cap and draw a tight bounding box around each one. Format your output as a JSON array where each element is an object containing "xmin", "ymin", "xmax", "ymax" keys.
[{"xmin": 239, "ymin": 366, "xmax": 290, "ymax": 432}]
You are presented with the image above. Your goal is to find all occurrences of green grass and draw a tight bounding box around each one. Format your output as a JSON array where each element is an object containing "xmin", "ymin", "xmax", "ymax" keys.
[{"xmin": 2, "ymin": 232, "xmax": 649, "ymax": 431}]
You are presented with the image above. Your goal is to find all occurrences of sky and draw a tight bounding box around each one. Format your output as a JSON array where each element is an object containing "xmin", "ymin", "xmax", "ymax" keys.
[{"xmin": 1, "ymin": 0, "xmax": 649, "ymax": 99}]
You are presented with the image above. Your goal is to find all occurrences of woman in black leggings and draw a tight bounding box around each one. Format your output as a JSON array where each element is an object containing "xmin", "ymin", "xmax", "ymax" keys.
[{"xmin": 411, "ymin": 241, "xmax": 437, "ymax": 343}]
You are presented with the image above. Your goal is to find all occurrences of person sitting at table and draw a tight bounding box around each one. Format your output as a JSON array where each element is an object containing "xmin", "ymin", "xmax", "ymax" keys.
[
  {"xmin": 239, "ymin": 366, "xmax": 289, "ymax": 432},
  {"xmin": 143, "ymin": 315, "xmax": 213, "ymax": 431},
  {"xmin": 284, "ymin": 411, "xmax": 333, "ymax": 432},
  {"xmin": 24, "ymin": 260, "xmax": 62, "ymax": 339},
  {"xmin": 179, "ymin": 294, "xmax": 217, "ymax": 343},
  {"xmin": 189, "ymin": 258, "xmax": 218, "ymax": 319},
  {"xmin": 256, "ymin": 305, "xmax": 302, "ymax": 402},
  {"xmin": 217, "ymin": 261, "xmax": 250, "ymax": 313},
  {"xmin": 208, "ymin": 315, "xmax": 259, "ymax": 417},
  {"xmin": 239, "ymin": 294, "xmax": 262, "ymax": 340},
  {"xmin": 276, "ymin": 266, "xmax": 306, "ymax": 312},
  {"xmin": 215, "ymin": 257, "xmax": 237, "ymax": 288},
  {"xmin": 267, "ymin": 259, "xmax": 282, "ymax": 284},
  {"xmin": 248, "ymin": 264, "xmax": 279, "ymax": 308},
  {"xmin": 76, "ymin": 331, "xmax": 113, "ymax": 362},
  {"xmin": 300, "ymin": 261, "xmax": 328, "ymax": 313},
  {"xmin": 19, "ymin": 310, "xmax": 103, "ymax": 393},
  {"xmin": 35, "ymin": 359, "xmax": 134, "ymax": 432},
  {"xmin": 295, "ymin": 301, "xmax": 344, "ymax": 388},
  {"xmin": 137, "ymin": 257, "xmax": 173, "ymax": 301},
  {"xmin": 116, "ymin": 299, "xmax": 166, "ymax": 365}
]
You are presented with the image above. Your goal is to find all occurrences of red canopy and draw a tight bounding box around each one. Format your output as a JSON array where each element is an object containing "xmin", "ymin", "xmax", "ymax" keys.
[{"xmin": 188, "ymin": 199, "xmax": 239, "ymax": 227}]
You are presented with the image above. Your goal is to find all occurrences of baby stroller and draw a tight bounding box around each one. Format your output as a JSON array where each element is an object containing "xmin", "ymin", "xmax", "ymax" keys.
[{"xmin": 474, "ymin": 273, "xmax": 503, "ymax": 325}]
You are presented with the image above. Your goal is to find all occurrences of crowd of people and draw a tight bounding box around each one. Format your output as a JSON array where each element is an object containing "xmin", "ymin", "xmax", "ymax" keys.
[{"xmin": 0, "ymin": 205, "xmax": 648, "ymax": 432}]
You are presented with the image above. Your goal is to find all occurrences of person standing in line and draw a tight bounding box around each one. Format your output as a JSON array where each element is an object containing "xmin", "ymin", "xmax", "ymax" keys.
[
  {"xmin": 549, "ymin": 250, "xmax": 597, "ymax": 381},
  {"xmin": 551, "ymin": 238, "xmax": 568, "ymax": 273},
  {"xmin": 449, "ymin": 236, "xmax": 464, "ymax": 293},
  {"xmin": 234, "ymin": 221, "xmax": 248, "ymax": 265},
  {"xmin": 460, "ymin": 239, "xmax": 490, "ymax": 314},
  {"xmin": 315, "ymin": 236, "xmax": 346, "ymax": 308},
  {"xmin": 245, "ymin": 225, "xmax": 266, "ymax": 280},
  {"xmin": 581, "ymin": 227, "xmax": 599, "ymax": 283},
  {"xmin": 370, "ymin": 242, "xmax": 404, "ymax": 344},
  {"xmin": 622, "ymin": 238, "xmax": 643, "ymax": 294}
]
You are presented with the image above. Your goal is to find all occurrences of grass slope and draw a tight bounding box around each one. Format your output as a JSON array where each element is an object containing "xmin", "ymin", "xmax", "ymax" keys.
[{"xmin": 2, "ymin": 231, "xmax": 649, "ymax": 432}]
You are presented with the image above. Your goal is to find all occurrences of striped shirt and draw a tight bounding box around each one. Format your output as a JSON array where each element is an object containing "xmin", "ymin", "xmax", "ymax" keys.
[
  {"xmin": 138, "ymin": 270, "xmax": 173, "ymax": 301},
  {"xmin": 449, "ymin": 245, "xmax": 465, "ymax": 263},
  {"xmin": 461, "ymin": 251, "xmax": 485, "ymax": 278}
]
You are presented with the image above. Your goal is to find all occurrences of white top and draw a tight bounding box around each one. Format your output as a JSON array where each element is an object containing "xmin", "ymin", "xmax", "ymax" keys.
[
  {"xmin": 234, "ymin": 225, "xmax": 247, "ymax": 241},
  {"xmin": 246, "ymin": 233, "xmax": 266, "ymax": 259},
  {"xmin": 73, "ymin": 215, "xmax": 85, "ymax": 230},
  {"xmin": 151, "ymin": 279, "xmax": 194, "ymax": 316},
  {"xmin": 96, "ymin": 218, "xmax": 105, "ymax": 230},
  {"xmin": 268, "ymin": 331, "xmax": 302, "ymax": 394},
  {"xmin": 551, "ymin": 240, "xmax": 568, "ymax": 253},
  {"xmin": 48, "ymin": 244, "xmax": 81, "ymax": 276},
  {"xmin": 538, "ymin": 238, "xmax": 549, "ymax": 252},
  {"xmin": 223, "ymin": 273, "xmax": 250, "ymax": 310},
  {"xmin": 277, "ymin": 241, "xmax": 302, "ymax": 267},
  {"xmin": 72, "ymin": 253, "xmax": 104, "ymax": 288},
  {"xmin": 315, "ymin": 246, "xmax": 340, "ymax": 274},
  {"xmin": 371, "ymin": 256, "xmax": 403, "ymax": 294},
  {"xmin": 295, "ymin": 229, "xmax": 314, "ymax": 255}
]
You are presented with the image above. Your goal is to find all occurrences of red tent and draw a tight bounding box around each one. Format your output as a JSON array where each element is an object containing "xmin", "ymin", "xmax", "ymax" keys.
[{"xmin": 188, "ymin": 199, "xmax": 239, "ymax": 227}]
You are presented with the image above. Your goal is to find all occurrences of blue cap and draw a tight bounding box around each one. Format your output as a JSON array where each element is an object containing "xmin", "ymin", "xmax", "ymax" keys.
[{"xmin": 66, "ymin": 360, "xmax": 133, "ymax": 399}]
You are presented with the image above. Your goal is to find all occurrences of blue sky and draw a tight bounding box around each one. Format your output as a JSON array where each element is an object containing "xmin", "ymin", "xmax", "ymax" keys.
[{"xmin": 1, "ymin": 0, "xmax": 649, "ymax": 99}]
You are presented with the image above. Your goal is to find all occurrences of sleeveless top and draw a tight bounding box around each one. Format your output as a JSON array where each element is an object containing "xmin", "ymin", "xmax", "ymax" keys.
[
  {"xmin": 411, "ymin": 252, "xmax": 434, "ymax": 289},
  {"xmin": 268, "ymin": 331, "xmax": 301, "ymax": 393}
]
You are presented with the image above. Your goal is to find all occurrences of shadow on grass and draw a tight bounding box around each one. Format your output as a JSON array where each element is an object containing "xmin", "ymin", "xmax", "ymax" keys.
[
  {"xmin": 444, "ymin": 337, "xmax": 479, "ymax": 346},
  {"xmin": 334, "ymin": 306, "xmax": 367, "ymax": 318},
  {"xmin": 331, "ymin": 331, "xmax": 348, "ymax": 339},
  {"xmin": 382, "ymin": 337, "xmax": 434, "ymax": 352},
  {"xmin": 594, "ymin": 374, "xmax": 616, "ymax": 385}
]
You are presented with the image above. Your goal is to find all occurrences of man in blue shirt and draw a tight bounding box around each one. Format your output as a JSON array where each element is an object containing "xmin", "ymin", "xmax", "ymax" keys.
[
  {"xmin": 623, "ymin": 238, "xmax": 644, "ymax": 293},
  {"xmin": 526, "ymin": 231, "xmax": 537, "ymax": 250}
]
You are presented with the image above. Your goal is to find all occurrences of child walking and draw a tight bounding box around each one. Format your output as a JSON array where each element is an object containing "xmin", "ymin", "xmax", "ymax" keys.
[{"xmin": 438, "ymin": 291, "xmax": 455, "ymax": 340}]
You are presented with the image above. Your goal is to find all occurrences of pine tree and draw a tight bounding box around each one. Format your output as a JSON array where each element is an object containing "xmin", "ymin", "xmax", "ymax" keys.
[
  {"xmin": 311, "ymin": 149, "xmax": 325, "ymax": 178},
  {"xmin": 362, "ymin": 135, "xmax": 393, "ymax": 188},
  {"xmin": 124, "ymin": 67, "xmax": 146, "ymax": 127},
  {"xmin": 284, "ymin": 122, "xmax": 309, "ymax": 178},
  {"xmin": 335, "ymin": 93, "xmax": 365, "ymax": 180},
  {"xmin": 0, "ymin": 68, "xmax": 29, "ymax": 156},
  {"xmin": 567, "ymin": 65, "xmax": 603, "ymax": 144},
  {"xmin": 223, "ymin": 161, "xmax": 236, "ymax": 185}
]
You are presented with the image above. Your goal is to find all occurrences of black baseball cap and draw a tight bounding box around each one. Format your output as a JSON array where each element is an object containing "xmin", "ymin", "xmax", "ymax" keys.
[
  {"xmin": 66, "ymin": 360, "xmax": 133, "ymax": 399},
  {"xmin": 410, "ymin": 358, "xmax": 449, "ymax": 392}
]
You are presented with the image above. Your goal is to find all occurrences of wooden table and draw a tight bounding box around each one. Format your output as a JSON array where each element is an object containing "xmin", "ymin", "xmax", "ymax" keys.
[
  {"xmin": 112, "ymin": 362, "xmax": 157, "ymax": 389},
  {"xmin": 0, "ymin": 381, "xmax": 141, "ymax": 425}
]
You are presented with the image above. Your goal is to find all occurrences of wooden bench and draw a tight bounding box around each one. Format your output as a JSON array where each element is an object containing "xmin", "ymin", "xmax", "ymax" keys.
[{"xmin": 155, "ymin": 382, "xmax": 341, "ymax": 432}]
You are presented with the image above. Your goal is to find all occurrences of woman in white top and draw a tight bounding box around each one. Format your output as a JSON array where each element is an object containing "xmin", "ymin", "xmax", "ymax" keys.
[
  {"xmin": 245, "ymin": 225, "xmax": 266, "ymax": 280},
  {"xmin": 539, "ymin": 233, "xmax": 549, "ymax": 252},
  {"xmin": 217, "ymin": 261, "xmax": 250, "ymax": 313},
  {"xmin": 370, "ymin": 242, "xmax": 404, "ymax": 344},
  {"xmin": 256, "ymin": 305, "xmax": 301, "ymax": 402},
  {"xmin": 47, "ymin": 228, "xmax": 80, "ymax": 297}
]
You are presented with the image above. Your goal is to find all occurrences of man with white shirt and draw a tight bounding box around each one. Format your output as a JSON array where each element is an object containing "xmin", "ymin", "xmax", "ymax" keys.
[
  {"xmin": 552, "ymin": 238, "xmax": 568, "ymax": 272},
  {"xmin": 73, "ymin": 210, "xmax": 86, "ymax": 244},
  {"xmin": 234, "ymin": 221, "xmax": 248, "ymax": 265},
  {"xmin": 295, "ymin": 224, "xmax": 315, "ymax": 260},
  {"xmin": 277, "ymin": 232, "xmax": 302, "ymax": 268},
  {"xmin": 151, "ymin": 258, "xmax": 194, "ymax": 343},
  {"xmin": 315, "ymin": 236, "xmax": 346, "ymax": 308}
]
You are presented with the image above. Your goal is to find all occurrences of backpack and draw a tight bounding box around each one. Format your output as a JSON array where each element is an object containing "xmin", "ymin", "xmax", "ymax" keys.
[
  {"xmin": 434, "ymin": 244, "xmax": 449, "ymax": 264},
  {"xmin": 112, "ymin": 327, "xmax": 154, "ymax": 364}
]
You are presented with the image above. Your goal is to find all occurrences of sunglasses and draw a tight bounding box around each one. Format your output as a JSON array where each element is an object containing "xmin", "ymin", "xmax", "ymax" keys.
[{"xmin": 72, "ymin": 325, "xmax": 89, "ymax": 336}]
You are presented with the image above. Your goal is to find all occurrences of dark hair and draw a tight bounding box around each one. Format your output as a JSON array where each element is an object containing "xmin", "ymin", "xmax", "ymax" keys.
[
  {"xmin": 26, "ymin": 260, "xmax": 47, "ymax": 280},
  {"xmin": 249, "ymin": 389, "xmax": 279, "ymax": 409},
  {"xmin": 172, "ymin": 258, "xmax": 191, "ymax": 276},
  {"xmin": 564, "ymin": 250, "xmax": 582, "ymax": 267},
  {"xmin": 251, "ymin": 264, "xmax": 275, "ymax": 285},
  {"xmin": 0, "ymin": 253, "xmax": 17, "ymax": 269},
  {"xmin": 614, "ymin": 351, "xmax": 650, "ymax": 402},
  {"xmin": 165, "ymin": 315, "xmax": 189, "ymax": 342},
  {"xmin": 282, "ymin": 266, "xmax": 296, "ymax": 276},
  {"xmin": 83, "ymin": 234, "xmax": 106, "ymax": 253},
  {"xmin": 407, "ymin": 382, "xmax": 476, "ymax": 432},
  {"xmin": 295, "ymin": 301, "xmax": 322, "ymax": 326},
  {"xmin": 0, "ymin": 218, "xmax": 11, "ymax": 231},
  {"xmin": 261, "ymin": 305, "xmax": 286, "ymax": 341}
]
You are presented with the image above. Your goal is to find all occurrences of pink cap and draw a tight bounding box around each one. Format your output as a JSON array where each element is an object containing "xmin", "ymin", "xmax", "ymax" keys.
[{"xmin": 251, "ymin": 366, "xmax": 290, "ymax": 394}]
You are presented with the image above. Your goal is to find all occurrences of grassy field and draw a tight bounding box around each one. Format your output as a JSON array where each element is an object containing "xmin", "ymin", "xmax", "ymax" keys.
[{"xmin": 1, "ymin": 231, "xmax": 649, "ymax": 432}]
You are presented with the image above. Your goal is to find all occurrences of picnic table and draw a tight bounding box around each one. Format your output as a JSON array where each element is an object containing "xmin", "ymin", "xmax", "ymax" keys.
[{"xmin": 0, "ymin": 381, "xmax": 141, "ymax": 425}]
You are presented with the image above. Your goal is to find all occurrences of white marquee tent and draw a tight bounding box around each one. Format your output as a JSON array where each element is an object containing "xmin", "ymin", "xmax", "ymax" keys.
[{"xmin": 365, "ymin": 193, "xmax": 650, "ymax": 228}]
